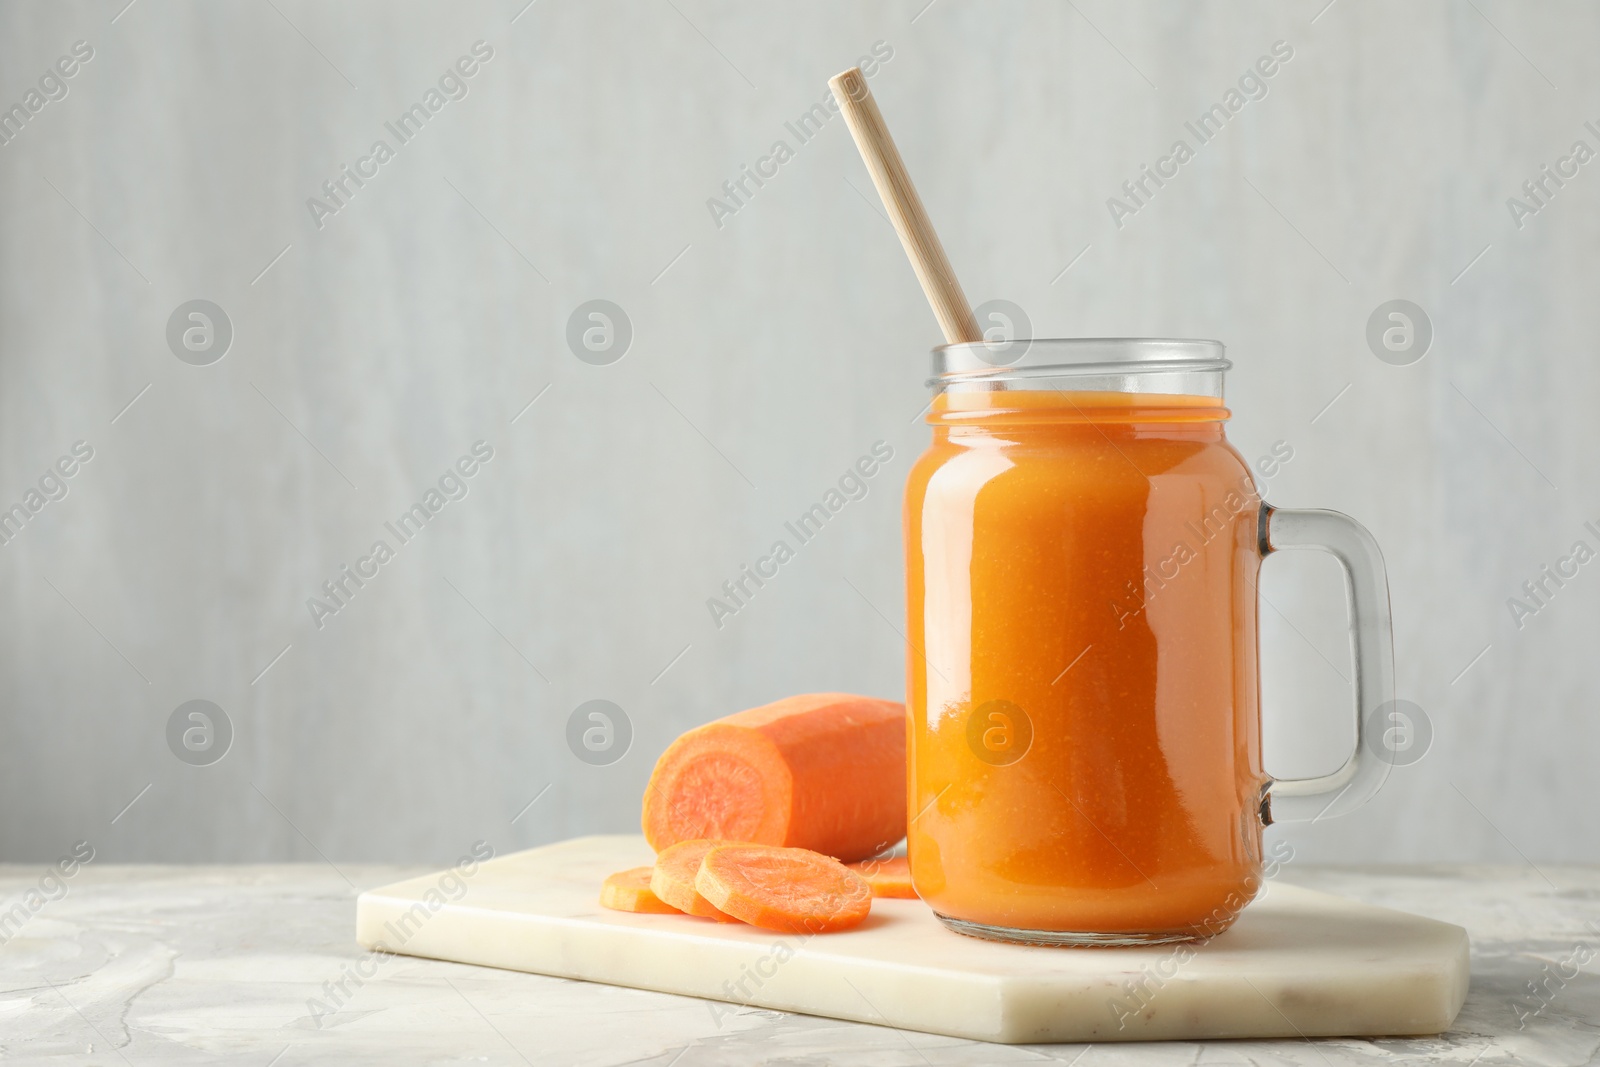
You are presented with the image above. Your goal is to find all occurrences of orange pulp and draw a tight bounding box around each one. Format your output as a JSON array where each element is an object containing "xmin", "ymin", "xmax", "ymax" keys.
[{"xmin": 904, "ymin": 389, "xmax": 1267, "ymax": 936}]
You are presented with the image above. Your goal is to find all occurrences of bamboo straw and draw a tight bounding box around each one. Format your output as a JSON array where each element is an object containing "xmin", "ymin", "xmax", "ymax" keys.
[{"xmin": 829, "ymin": 67, "xmax": 981, "ymax": 346}]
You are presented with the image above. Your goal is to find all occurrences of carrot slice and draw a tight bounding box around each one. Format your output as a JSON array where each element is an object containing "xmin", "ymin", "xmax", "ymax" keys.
[
  {"xmin": 600, "ymin": 867, "xmax": 680, "ymax": 914},
  {"xmin": 642, "ymin": 693, "xmax": 906, "ymax": 862},
  {"xmin": 650, "ymin": 840, "xmax": 742, "ymax": 922},
  {"xmin": 696, "ymin": 844, "xmax": 872, "ymax": 933},
  {"xmin": 847, "ymin": 855, "xmax": 916, "ymax": 899}
]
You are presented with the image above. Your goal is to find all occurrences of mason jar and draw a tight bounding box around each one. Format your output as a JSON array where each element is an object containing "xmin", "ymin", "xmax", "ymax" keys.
[{"xmin": 903, "ymin": 338, "xmax": 1395, "ymax": 945}]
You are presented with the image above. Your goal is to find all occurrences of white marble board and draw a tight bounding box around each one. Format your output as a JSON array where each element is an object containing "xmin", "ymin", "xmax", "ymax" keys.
[{"xmin": 354, "ymin": 835, "xmax": 1470, "ymax": 1044}]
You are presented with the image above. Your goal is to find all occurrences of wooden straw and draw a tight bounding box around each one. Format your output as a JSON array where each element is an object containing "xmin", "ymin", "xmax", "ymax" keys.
[{"xmin": 830, "ymin": 67, "xmax": 981, "ymax": 346}]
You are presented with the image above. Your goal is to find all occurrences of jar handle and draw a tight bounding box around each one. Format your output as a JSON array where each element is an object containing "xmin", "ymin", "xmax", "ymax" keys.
[{"xmin": 1258, "ymin": 504, "xmax": 1397, "ymax": 824}]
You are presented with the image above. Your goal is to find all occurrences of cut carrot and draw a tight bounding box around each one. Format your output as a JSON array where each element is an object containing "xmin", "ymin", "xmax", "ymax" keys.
[
  {"xmin": 642, "ymin": 693, "xmax": 906, "ymax": 863},
  {"xmin": 600, "ymin": 867, "xmax": 680, "ymax": 914},
  {"xmin": 650, "ymin": 840, "xmax": 742, "ymax": 922},
  {"xmin": 696, "ymin": 844, "xmax": 873, "ymax": 934},
  {"xmin": 847, "ymin": 855, "xmax": 916, "ymax": 899}
]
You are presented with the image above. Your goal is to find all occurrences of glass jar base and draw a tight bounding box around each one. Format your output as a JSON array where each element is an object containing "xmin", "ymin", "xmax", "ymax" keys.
[{"xmin": 935, "ymin": 913, "xmax": 1204, "ymax": 947}]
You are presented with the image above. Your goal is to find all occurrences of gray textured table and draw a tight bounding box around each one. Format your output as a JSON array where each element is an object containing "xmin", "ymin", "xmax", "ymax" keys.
[{"xmin": 1, "ymin": 863, "xmax": 1595, "ymax": 1065}]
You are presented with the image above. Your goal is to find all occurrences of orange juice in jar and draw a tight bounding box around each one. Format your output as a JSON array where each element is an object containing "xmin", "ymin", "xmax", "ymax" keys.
[{"xmin": 903, "ymin": 339, "xmax": 1395, "ymax": 945}]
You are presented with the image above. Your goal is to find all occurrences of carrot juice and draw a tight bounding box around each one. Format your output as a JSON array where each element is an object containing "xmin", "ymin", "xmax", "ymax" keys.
[{"xmin": 904, "ymin": 384, "xmax": 1269, "ymax": 943}]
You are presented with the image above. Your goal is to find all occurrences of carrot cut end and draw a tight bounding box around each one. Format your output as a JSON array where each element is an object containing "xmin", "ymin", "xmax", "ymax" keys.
[{"xmin": 643, "ymin": 726, "xmax": 790, "ymax": 854}]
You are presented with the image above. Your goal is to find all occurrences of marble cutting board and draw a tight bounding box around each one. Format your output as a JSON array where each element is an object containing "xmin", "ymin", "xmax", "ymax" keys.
[{"xmin": 355, "ymin": 835, "xmax": 1469, "ymax": 1044}]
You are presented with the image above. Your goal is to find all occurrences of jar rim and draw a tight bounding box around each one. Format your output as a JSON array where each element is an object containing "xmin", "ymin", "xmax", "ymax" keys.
[
  {"xmin": 933, "ymin": 337, "xmax": 1230, "ymax": 378},
  {"xmin": 931, "ymin": 337, "xmax": 1230, "ymax": 393}
]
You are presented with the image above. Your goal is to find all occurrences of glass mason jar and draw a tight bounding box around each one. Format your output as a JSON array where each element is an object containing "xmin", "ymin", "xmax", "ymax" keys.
[{"xmin": 903, "ymin": 339, "xmax": 1395, "ymax": 946}]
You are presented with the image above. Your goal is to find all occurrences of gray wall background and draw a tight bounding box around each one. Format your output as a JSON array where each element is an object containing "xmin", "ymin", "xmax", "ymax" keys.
[{"xmin": 1, "ymin": 0, "xmax": 1595, "ymax": 867}]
